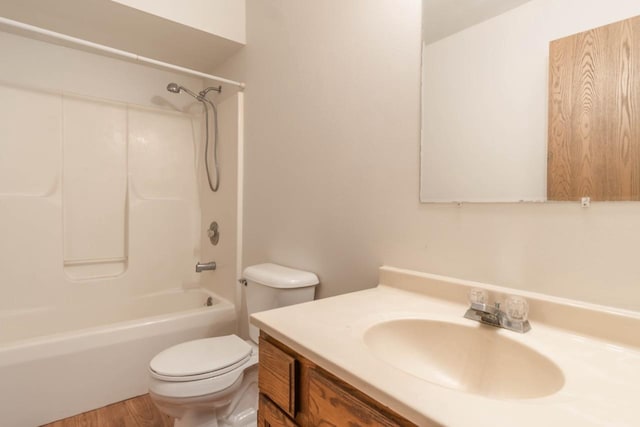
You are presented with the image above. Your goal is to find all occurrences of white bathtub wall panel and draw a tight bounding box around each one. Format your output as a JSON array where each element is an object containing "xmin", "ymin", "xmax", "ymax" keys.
[
  {"xmin": 0, "ymin": 199, "xmax": 64, "ymax": 310},
  {"xmin": 129, "ymin": 107, "xmax": 198, "ymax": 201},
  {"xmin": 127, "ymin": 200, "xmax": 200, "ymax": 294},
  {"xmin": 127, "ymin": 107, "xmax": 201, "ymax": 294},
  {"xmin": 62, "ymin": 96, "xmax": 128, "ymax": 278},
  {"xmin": 0, "ymin": 100, "xmax": 205, "ymax": 309},
  {"xmin": 0, "ymin": 306, "xmax": 55, "ymax": 343},
  {"xmin": 0, "ymin": 84, "xmax": 61, "ymax": 196},
  {"xmin": 199, "ymin": 94, "xmax": 239, "ymax": 304}
]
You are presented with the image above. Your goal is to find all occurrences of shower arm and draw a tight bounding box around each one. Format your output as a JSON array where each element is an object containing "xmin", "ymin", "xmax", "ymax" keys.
[
  {"xmin": 199, "ymin": 86, "xmax": 222, "ymax": 97},
  {"xmin": 180, "ymin": 86, "xmax": 202, "ymax": 100}
]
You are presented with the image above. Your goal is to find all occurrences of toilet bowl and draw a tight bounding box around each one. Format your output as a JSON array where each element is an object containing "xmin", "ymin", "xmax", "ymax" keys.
[
  {"xmin": 148, "ymin": 263, "xmax": 319, "ymax": 427},
  {"xmin": 149, "ymin": 335, "xmax": 258, "ymax": 427}
]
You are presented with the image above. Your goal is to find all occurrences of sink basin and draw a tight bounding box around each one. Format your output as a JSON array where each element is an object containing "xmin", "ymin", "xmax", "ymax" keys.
[{"xmin": 363, "ymin": 318, "xmax": 564, "ymax": 399}]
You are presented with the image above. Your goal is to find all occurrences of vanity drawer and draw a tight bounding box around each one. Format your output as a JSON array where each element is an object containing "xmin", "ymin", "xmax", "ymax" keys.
[
  {"xmin": 259, "ymin": 337, "xmax": 297, "ymax": 417},
  {"xmin": 308, "ymin": 368, "xmax": 411, "ymax": 427},
  {"xmin": 258, "ymin": 393, "xmax": 298, "ymax": 427}
]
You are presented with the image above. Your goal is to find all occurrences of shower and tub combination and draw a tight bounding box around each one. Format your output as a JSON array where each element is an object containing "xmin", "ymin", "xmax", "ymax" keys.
[{"xmin": 0, "ymin": 27, "xmax": 243, "ymax": 426}]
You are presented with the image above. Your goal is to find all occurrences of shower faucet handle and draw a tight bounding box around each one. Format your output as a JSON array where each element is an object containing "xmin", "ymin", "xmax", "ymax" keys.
[{"xmin": 208, "ymin": 221, "xmax": 219, "ymax": 245}]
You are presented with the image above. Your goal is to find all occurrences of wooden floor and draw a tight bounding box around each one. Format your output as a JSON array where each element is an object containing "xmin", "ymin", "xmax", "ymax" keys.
[{"xmin": 41, "ymin": 394, "xmax": 173, "ymax": 427}]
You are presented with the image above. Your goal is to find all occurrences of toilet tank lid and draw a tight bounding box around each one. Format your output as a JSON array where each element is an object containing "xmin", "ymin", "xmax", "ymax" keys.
[{"xmin": 243, "ymin": 263, "xmax": 319, "ymax": 288}]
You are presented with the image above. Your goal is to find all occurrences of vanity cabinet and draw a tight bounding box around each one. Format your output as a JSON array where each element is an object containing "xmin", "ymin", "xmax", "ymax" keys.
[{"xmin": 258, "ymin": 332, "xmax": 420, "ymax": 427}]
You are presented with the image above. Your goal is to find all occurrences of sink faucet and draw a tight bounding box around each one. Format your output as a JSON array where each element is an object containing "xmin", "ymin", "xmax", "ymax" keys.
[
  {"xmin": 464, "ymin": 289, "xmax": 531, "ymax": 333},
  {"xmin": 195, "ymin": 261, "xmax": 217, "ymax": 272}
]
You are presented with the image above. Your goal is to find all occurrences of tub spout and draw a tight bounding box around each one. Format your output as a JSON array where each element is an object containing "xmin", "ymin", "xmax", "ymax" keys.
[{"xmin": 196, "ymin": 261, "xmax": 216, "ymax": 272}]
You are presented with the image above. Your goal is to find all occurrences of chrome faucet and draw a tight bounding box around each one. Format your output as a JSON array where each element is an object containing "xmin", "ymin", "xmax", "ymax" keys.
[
  {"xmin": 195, "ymin": 261, "xmax": 217, "ymax": 272},
  {"xmin": 464, "ymin": 289, "xmax": 531, "ymax": 333}
]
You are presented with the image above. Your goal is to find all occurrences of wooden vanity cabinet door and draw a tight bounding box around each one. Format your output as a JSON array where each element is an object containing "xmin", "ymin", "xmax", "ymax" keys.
[
  {"xmin": 258, "ymin": 332, "xmax": 420, "ymax": 427},
  {"xmin": 308, "ymin": 368, "xmax": 410, "ymax": 427},
  {"xmin": 258, "ymin": 394, "xmax": 298, "ymax": 427},
  {"xmin": 259, "ymin": 337, "xmax": 297, "ymax": 418}
]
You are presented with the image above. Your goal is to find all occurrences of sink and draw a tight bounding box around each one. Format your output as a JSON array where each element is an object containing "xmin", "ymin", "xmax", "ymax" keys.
[{"xmin": 363, "ymin": 318, "xmax": 564, "ymax": 399}]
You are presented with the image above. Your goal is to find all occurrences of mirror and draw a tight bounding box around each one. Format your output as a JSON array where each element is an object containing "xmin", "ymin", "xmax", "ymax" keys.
[
  {"xmin": 420, "ymin": 1, "xmax": 640, "ymax": 203},
  {"xmin": 421, "ymin": 0, "xmax": 541, "ymax": 203}
]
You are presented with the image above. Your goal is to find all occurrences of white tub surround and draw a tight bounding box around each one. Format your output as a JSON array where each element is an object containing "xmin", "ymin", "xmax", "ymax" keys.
[
  {"xmin": 0, "ymin": 288, "xmax": 236, "ymax": 427},
  {"xmin": 251, "ymin": 266, "xmax": 640, "ymax": 427},
  {"xmin": 0, "ymin": 27, "xmax": 243, "ymax": 427}
]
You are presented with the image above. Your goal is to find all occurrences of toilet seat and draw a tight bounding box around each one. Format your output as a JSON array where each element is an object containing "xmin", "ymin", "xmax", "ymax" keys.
[
  {"xmin": 149, "ymin": 335, "xmax": 252, "ymax": 382},
  {"xmin": 149, "ymin": 337, "xmax": 258, "ymax": 399}
]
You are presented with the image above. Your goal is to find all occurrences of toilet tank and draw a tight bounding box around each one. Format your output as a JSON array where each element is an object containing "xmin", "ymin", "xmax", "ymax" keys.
[{"xmin": 243, "ymin": 263, "xmax": 319, "ymax": 343}]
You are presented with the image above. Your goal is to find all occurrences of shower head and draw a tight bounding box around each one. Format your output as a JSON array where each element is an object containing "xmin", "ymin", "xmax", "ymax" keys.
[
  {"xmin": 166, "ymin": 82, "xmax": 201, "ymax": 100},
  {"xmin": 166, "ymin": 82, "xmax": 181, "ymax": 93}
]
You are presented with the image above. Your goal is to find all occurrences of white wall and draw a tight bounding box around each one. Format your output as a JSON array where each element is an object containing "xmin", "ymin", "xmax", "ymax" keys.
[
  {"xmin": 0, "ymin": 30, "xmax": 237, "ymax": 313},
  {"xmin": 111, "ymin": 0, "xmax": 246, "ymax": 43},
  {"xmin": 215, "ymin": 0, "xmax": 640, "ymax": 312}
]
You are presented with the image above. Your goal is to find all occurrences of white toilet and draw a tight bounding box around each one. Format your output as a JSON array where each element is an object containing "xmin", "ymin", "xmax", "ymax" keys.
[{"xmin": 148, "ymin": 263, "xmax": 319, "ymax": 427}]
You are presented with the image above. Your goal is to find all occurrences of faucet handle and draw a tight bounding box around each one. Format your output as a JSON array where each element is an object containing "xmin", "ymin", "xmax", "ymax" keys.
[
  {"xmin": 505, "ymin": 295, "xmax": 529, "ymax": 322},
  {"xmin": 468, "ymin": 288, "xmax": 497, "ymax": 313},
  {"xmin": 469, "ymin": 288, "xmax": 489, "ymax": 305}
]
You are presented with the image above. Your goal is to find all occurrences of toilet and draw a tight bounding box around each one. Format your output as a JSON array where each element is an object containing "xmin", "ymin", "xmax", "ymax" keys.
[{"xmin": 148, "ymin": 263, "xmax": 319, "ymax": 427}]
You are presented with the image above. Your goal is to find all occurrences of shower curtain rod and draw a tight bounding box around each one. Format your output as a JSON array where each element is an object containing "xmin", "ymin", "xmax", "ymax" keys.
[{"xmin": 0, "ymin": 16, "xmax": 245, "ymax": 90}]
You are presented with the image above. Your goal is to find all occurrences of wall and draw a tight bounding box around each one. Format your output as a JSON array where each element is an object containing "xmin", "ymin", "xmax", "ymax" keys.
[
  {"xmin": 110, "ymin": 0, "xmax": 245, "ymax": 44},
  {"xmin": 215, "ymin": 0, "xmax": 640, "ymax": 312},
  {"xmin": 0, "ymin": 30, "xmax": 236, "ymax": 316}
]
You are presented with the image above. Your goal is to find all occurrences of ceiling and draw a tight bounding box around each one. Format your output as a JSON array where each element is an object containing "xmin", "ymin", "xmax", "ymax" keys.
[{"xmin": 423, "ymin": 0, "xmax": 534, "ymax": 44}]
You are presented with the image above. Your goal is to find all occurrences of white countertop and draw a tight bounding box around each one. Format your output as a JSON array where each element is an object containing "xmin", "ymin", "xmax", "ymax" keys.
[{"xmin": 251, "ymin": 266, "xmax": 640, "ymax": 427}]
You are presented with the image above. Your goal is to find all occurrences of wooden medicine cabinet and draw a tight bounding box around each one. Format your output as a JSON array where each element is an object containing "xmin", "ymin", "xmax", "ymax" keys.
[{"xmin": 548, "ymin": 14, "xmax": 640, "ymax": 201}]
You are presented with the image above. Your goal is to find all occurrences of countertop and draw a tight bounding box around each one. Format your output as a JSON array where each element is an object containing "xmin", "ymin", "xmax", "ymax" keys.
[{"xmin": 250, "ymin": 266, "xmax": 640, "ymax": 427}]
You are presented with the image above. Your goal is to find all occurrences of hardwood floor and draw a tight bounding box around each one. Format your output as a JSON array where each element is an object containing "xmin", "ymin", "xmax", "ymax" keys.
[{"xmin": 41, "ymin": 394, "xmax": 173, "ymax": 427}]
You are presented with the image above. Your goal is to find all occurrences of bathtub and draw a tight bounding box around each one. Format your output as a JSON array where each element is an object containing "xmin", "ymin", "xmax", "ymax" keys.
[{"xmin": 0, "ymin": 287, "xmax": 236, "ymax": 427}]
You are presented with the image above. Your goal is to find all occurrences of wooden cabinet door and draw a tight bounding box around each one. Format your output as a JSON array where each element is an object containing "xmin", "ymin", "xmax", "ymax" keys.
[
  {"xmin": 258, "ymin": 394, "xmax": 298, "ymax": 427},
  {"xmin": 259, "ymin": 337, "xmax": 297, "ymax": 417},
  {"xmin": 308, "ymin": 369, "xmax": 406, "ymax": 427},
  {"xmin": 258, "ymin": 333, "xmax": 420, "ymax": 427},
  {"xmin": 548, "ymin": 14, "xmax": 640, "ymax": 201}
]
